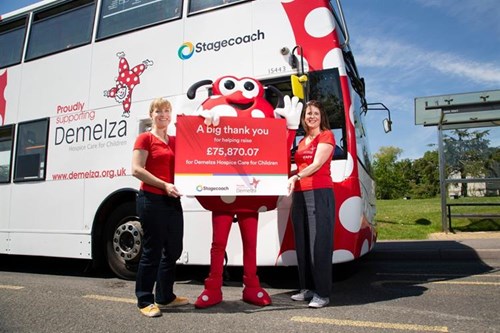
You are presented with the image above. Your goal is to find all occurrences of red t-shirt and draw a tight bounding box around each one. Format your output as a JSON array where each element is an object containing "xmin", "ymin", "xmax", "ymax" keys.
[
  {"xmin": 133, "ymin": 132, "xmax": 176, "ymax": 195},
  {"xmin": 294, "ymin": 130, "xmax": 335, "ymax": 191}
]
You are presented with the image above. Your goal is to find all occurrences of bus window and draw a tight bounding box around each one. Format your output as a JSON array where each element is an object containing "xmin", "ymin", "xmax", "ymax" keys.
[
  {"xmin": 353, "ymin": 95, "xmax": 373, "ymax": 174},
  {"xmin": 307, "ymin": 69, "xmax": 347, "ymax": 159},
  {"xmin": 25, "ymin": 0, "xmax": 95, "ymax": 61},
  {"xmin": 188, "ymin": 0, "xmax": 248, "ymax": 14},
  {"xmin": 13, "ymin": 118, "xmax": 49, "ymax": 182},
  {"xmin": 0, "ymin": 17, "xmax": 27, "ymax": 69},
  {"xmin": 0, "ymin": 125, "xmax": 15, "ymax": 183},
  {"xmin": 97, "ymin": 0, "xmax": 182, "ymax": 40}
]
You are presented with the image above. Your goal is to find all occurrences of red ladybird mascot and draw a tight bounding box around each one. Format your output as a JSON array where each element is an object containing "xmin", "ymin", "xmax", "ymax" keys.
[{"xmin": 187, "ymin": 75, "xmax": 302, "ymax": 308}]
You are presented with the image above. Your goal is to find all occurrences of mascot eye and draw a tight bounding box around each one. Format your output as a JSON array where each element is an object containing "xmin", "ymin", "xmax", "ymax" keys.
[
  {"xmin": 239, "ymin": 79, "xmax": 260, "ymax": 98},
  {"xmin": 224, "ymin": 80, "xmax": 235, "ymax": 90},
  {"xmin": 219, "ymin": 79, "xmax": 237, "ymax": 96},
  {"xmin": 243, "ymin": 81, "xmax": 255, "ymax": 91}
]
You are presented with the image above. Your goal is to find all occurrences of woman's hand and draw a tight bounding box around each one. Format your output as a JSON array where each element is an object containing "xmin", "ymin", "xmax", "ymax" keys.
[
  {"xmin": 287, "ymin": 174, "xmax": 299, "ymax": 196},
  {"xmin": 164, "ymin": 183, "xmax": 182, "ymax": 198}
]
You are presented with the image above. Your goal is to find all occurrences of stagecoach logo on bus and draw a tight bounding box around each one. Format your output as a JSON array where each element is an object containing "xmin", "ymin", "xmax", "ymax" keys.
[{"xmin": 178, "ymin": 29, "xmax": 266, "ymax": 60}]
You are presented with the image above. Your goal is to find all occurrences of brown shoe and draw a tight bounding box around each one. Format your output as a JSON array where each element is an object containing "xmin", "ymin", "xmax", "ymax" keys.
[{"xmin": 156, "ymin": 296, "xmax": 189, "ymax": 309}]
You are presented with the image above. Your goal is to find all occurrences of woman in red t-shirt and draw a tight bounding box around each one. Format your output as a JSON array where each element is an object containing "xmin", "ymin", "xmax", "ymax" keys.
[
  {"xmin": 287, "ymin": 100, "xmax": 335, "ymax": 308},
  {"xmin": 131, "ymin": 98, "xmax": 188, "ymax": 317}
]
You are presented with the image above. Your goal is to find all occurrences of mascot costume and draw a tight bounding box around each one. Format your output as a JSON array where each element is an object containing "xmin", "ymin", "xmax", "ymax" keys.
[{"xmin": 187, "ymin": 75, "xmax": 302, "ymax": 308}]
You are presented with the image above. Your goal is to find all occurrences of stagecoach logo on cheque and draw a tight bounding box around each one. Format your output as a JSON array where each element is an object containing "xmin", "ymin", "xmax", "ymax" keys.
[
  {"xmin": 196, "ymin": 184, "xmax": 230, "ymax": 193},
  {"xmin": 178, "ymin": 29, "xmax": 265, "ymax": 60}
]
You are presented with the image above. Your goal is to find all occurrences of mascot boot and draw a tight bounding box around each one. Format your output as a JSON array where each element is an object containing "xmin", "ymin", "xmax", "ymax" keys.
[
  {"xmin": 242, "ymin": 275, "xmax": 271, "ymax": 306},
  {"xmin": 194, "ymin": 276, "xmax": 223, "ymax": 309}
]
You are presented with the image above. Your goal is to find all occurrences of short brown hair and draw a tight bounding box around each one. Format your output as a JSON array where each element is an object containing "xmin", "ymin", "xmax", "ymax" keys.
[{"xmin": 149, "ymin": 98, "xmax": 172, "ymax": 116}]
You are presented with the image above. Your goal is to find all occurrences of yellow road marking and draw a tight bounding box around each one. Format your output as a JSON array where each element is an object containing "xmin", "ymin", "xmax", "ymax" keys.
[
  {"xmin": 83, "ymin": 294, "xmax": 135, "ymax": 304},
  {"xmin": 433, "ymin": 281, "xmax": 500, "ymax": 286},
  {"xmin": 291, "ymin": 316, "xmax": 448, "ymax": 332},
  {"xmin": 377, "ymin": 273, "xmax": 500, "ymax": 278},
  {"xmin": 373, "ymin": 279, "xmax": 500, "ymax": 287},
  {"xmin": 0, "ymin": 284, "xmax": 24, "ymax": 290}
]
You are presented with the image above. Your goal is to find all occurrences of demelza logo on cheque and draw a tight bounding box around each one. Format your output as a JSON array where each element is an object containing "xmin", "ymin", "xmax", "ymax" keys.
[{"xmin": 178, "ymin": 29, "xmax": 265, "ymax": 60}]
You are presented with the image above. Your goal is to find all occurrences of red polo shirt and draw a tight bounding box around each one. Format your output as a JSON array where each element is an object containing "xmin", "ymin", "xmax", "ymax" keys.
[
  {"xmin": 294, "ymin": 130, "xmax": 335, "ymax": 191},
  {"xmin": 133, "ymin": 132, "xmax": 176, "ymax": 195}
]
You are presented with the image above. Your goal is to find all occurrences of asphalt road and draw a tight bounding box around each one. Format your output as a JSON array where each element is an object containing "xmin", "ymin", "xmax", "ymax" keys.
[{"xmin": 0, "ymin": 237, "xmax": 499, "ymax": 333}]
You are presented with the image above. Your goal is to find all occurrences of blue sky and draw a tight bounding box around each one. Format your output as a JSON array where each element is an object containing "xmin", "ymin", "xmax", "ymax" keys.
[
  {"xmin": 344, "ymin": 0, "xmax": 500, "ymax": 159},
  {"xmin": 2, "ymin": 0, "xmax": 499, "ymax": 160}
]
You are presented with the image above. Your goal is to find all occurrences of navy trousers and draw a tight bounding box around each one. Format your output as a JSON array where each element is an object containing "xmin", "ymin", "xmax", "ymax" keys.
[
  {"xmin": 135, "ymin": 191, "xmax": 184, "ymax": 308},
  {"xmin": 291, "ymin": 188, "xmax": 335, "ymax": 298}
]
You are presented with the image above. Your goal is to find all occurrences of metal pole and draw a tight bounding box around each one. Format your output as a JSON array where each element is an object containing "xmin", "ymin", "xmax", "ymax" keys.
[{"xmin": 438, "ymin": 124, "xmax": 448, "ymax": 232}]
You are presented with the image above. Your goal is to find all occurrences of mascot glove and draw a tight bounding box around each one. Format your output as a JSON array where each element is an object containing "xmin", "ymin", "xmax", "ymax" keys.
[
  {"xmin": 194, "ymin": 108, "xmax": 221, "ymax": 127},
  {"xmin": 274, "ymin": 95, "xmax": 303, "ymax": 130}
]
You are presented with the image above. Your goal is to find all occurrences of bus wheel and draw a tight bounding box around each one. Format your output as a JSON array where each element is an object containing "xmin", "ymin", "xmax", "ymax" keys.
[{"xmin": 106, "ymin": 203, "xmax": 142, "ymax": 280}]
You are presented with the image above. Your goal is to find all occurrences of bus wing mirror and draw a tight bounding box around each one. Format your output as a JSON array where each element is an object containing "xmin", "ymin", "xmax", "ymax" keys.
[
  {"xmin": 383, "ymin": 118, "xmax": 392, "ymax": 133},
  {"xmin": 291, "ymin": 74, "xmax": 308, "ymax": 100},
  {"xmin": 366, "ymin": 102, "xmax": 392, "ymax": 133}
]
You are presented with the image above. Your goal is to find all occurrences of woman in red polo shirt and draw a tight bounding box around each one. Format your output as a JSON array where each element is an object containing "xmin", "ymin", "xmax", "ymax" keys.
[
  {"xmin": 287, "ymin": 100, "xmax": 335, "ymax": 309},
  {"xmin": 132, "ymin": 98, "xmax": 188, "ymax": 317}
]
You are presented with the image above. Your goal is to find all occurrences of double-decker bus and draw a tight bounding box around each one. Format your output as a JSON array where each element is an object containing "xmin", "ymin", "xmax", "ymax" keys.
[{"xmin": 0, "ymin": 0, "xmax": 390, "ymax": 279}]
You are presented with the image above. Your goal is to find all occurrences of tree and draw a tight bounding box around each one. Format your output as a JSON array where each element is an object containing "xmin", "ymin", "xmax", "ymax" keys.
[
  {"xmin": 484, "ymin": 147, "xmax": 500, "ymax": 196},
  {"xmin": 373, "ymin": 146, "xmax": 407, "ymax": 199},
  {"xmin": 410, "ymin": 150, "xmax": 440, "ymax": 198},
  {"xmin": 443, "ymin": 129, "xmax": 490, "ymax": 197}
]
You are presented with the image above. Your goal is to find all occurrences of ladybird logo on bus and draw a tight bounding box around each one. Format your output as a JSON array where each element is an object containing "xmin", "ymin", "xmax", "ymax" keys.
[{"xmin": 178, "ymin": 30, "xmax": 265, "ymax": 60}]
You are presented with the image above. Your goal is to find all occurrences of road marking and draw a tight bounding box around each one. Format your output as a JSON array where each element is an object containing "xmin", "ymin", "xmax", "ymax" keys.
[
  {"xmin": 377, "ymin": 273, "xmax": 500, "ymax": 278},
  {"xmin": 291, "ymin": 316, "xmax": 448, "ymax": 332},
  {"xmin": 373, "ymin": 279, "xmax": 500, "ymax": 287},
  {"xmin": 433, "ymin": 281, "xmax": 500, "ymax": 286},
  {"xmin": 0, "ymin": 284, "xmax": 24, "ymax": 290},
  {"xmin": 83, "ymin": 294, "xmax": 135, "ymax": 304},
  {"xmin": 372, "ymin": 280, "xmax": 500, "ymax": 286}
]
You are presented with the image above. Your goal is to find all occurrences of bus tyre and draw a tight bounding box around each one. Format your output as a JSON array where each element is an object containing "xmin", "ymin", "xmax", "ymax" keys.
[{"xmin": 105, "ymin": 202, "xmax": 142, "ymax": 280}]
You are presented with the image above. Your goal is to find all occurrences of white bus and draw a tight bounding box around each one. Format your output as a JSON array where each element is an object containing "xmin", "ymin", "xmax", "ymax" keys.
[{"xmin": 0, "ymin": 0, "xmax": 390, "ymax": 279}]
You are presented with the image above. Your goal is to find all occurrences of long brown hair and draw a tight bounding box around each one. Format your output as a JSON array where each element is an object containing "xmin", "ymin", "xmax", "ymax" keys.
[{"xmin": 301, "ymin": 100, "xmax": 330, "ymax": 134}]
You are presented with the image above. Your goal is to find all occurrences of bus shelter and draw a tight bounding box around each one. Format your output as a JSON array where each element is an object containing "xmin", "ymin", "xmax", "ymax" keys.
[{"xmin": 415, "ymin": 90, "xmax": 500, "ymax": 232}]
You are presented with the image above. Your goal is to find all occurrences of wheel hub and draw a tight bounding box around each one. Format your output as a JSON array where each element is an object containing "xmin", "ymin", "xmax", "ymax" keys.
[{"xmin": 112, "ymin": 220, "xmax": 142, "ymax": 261}]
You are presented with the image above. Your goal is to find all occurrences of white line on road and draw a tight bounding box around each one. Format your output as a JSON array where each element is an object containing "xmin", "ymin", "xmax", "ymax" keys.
[{"xmin": 291, "ymin": 316, "xmax": 448, "ymax": 332}]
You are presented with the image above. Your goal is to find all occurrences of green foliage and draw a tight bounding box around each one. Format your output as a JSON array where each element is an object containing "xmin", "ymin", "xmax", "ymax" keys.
[
  {"xmin": 409, "ymin": 150, "xmax": 440, "ymax": 198},
  {"xmin": 373, "ymin": 146, "xmax": 439, "ymax": 199},
  {"xmin": 372, "ymin": 130, "xmax": 499, "ymax": 239},
  {"xmin": 373, "ymin": 146, "xmax": 407, "ymax": 199}
]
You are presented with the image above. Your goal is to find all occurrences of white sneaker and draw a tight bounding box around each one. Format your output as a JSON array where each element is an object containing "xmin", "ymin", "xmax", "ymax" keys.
[
  {"xmin": 308, "ymin": 294, "xmax": 329, "ymax": 308},
  {"xmin": 291, "ymin": 289, "xmax": 314, "ymax": 301}
]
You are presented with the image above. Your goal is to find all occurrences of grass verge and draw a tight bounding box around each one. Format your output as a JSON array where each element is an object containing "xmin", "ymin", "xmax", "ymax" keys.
[{"xmin": 375, "ymin": 197, "xmax": 500, "ymax": 240}]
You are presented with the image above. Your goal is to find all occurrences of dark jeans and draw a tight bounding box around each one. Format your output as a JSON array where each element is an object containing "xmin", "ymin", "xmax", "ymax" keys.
[
  {"xmin": 135, "ymin": 191, "xmax": 184, "ymax": 308},
  {"xmin": 291, "ymin": 188, "xmax": 335, "ymax": 298}
]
